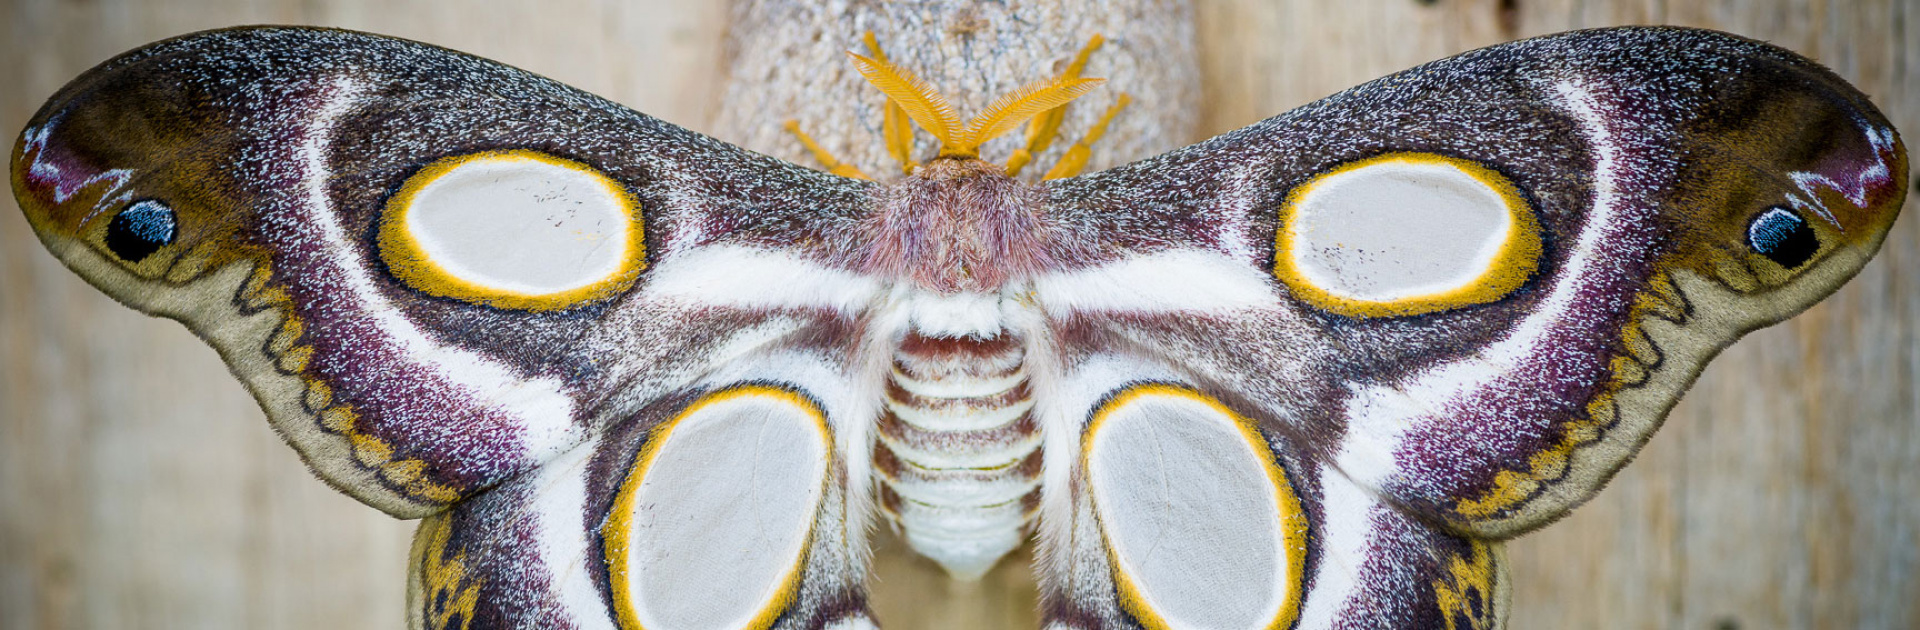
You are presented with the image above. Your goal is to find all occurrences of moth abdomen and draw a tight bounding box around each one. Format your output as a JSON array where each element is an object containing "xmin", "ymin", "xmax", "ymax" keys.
[{"xmin": 875, "ymin": 327, "xmax": 1043, "ymax": 580}]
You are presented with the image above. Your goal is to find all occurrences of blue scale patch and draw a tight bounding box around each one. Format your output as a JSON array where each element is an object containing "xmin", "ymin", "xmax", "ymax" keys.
[
  {"xmin": 105, "ymin": 199, "xmax": 177, "ymax": 263},
  {"xmin": 1746, "ymin": 206, "xmax": 1818, "ymax": 269}
]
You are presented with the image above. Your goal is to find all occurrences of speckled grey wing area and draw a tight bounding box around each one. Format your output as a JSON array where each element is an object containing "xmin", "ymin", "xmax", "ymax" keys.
[
  {"xmin": 409, "ymin": 383, "xmax": 876, "ymax": 630},
  {"xmin": 12, "ymin": 26, "xmax": 876, "ymax": 519},
  {"xmin": 1033, "ymin": 27, "xmax": 1902, "ymax": 629},
  {"xmin": 14, "ymin": 26, "xmax": 889, "ymax": 630}
]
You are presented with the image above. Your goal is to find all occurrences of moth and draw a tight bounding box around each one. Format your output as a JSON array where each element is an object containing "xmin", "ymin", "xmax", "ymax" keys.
[{"xmin": 10, "ymin": 24, "xmax": 1905, "ymax": 630}]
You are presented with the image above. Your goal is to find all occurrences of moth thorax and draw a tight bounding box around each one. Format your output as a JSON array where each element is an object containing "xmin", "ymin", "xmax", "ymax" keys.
[
  {"xmin": 875, "ymin": 328, "xmax": 1042, "ymax": 580},
  {"xmin": 868, "ymin": 158, "xmax": 1051, "ymax": 293}
]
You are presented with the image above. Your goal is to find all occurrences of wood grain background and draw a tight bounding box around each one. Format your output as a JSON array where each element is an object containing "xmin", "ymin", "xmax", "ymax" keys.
[{"xmin": 1, "ymin": 1, "xmax": 1914, "ymax": 629}]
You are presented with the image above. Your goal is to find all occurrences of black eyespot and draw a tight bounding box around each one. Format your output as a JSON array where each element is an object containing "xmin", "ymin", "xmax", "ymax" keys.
[
  {"xmin": 1745, "ymin": 206, "xmax": 1819, "ymax": 269},
  {"xmin": 104, "ymin": 199, "xmax": 177, "ymax": 263}
]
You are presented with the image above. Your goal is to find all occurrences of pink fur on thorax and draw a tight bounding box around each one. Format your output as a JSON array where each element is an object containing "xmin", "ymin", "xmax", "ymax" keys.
[{"xmin": 862, "ymin": 158, "xmax": 1055, "ymax": 293}]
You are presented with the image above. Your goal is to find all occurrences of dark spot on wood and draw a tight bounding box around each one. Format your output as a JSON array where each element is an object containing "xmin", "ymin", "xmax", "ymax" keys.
[
  {"xmin": 947, "ymin": 5, "xmax": 989, "ymax": 36},
  {"xmin": 1497, "ymin": 0, "xmax": 1521, "ymax": 38},
  {"xmin": 1714, "ymin": 617, "xmax": 1743, "ymax": 630}
]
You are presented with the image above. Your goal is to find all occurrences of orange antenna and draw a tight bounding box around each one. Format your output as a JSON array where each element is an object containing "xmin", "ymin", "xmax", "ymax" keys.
[
  {"xmin": 848, "ymin": 52, "xmax": 962, "ymax": 150},
  {"xmin": 863, "ymin": 32, "xmax": 918, "ymax": 173},
  {"xmin": 849, "ymin": 50, "xmax": 1105, "ymax": 159},
  {"xmin": 959, "ymin": 75, "xmax": 1104, "ymax": 155}
]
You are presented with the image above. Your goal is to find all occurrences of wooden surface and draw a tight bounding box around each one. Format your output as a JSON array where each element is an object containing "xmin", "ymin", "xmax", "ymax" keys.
[{"xmin": 1, "ymin": 1, "xmax": 1914, "ymax": 629}]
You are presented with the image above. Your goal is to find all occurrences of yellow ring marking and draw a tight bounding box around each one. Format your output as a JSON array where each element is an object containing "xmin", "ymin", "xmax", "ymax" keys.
[
  {"xmin": 1274, "ymin": 152, "xmax": 1541, "ymax": 318},
  {"xmin": 602, "ymin": 385, "xmax": 832, "ymax": 630},
  {"xmin": 378, "ymin": 149, "xmax": 645, "ymax": 311},
  {"xmin": 1083, "ymin": 383, "xmax": 1308, "ymax": 630}
]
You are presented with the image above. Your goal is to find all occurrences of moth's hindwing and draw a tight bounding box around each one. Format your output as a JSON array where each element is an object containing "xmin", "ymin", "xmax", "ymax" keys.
[{"xmin": 410, "ymin": 380, "xmax": 873, "ymax": 630}]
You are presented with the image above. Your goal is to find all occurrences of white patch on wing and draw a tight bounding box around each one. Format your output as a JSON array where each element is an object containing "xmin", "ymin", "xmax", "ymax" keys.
[
  {"xmin": 693, "ymin": 350, "xmax": 879, "ymax": 569},
  {"xmin": 822, "ymin": 617, "xmax": 879, "ymax": 630},
  {"xmin": 612, "ymin": 389, "xmax": 830, "ymax": 630},
  {"xmin": 299, "ymin": 77, "xmax": 580, "ymax": 463},
  {"xmin": 1085, "ymin": 387, "xmax": 1301, "ymax": 630},
  {"xmin": 1030, "ymin": 355, "xmax": 1183, "ymax": 577},
  {"xmin": 1330, "ymin": 383, "xmax": 1434, "ymax": 487},
  {"xmin": 1284, "ymin": 158, "xmax": 1516, "ymax": 301},
  {"xmin": 645, "ymin": 245, "xmax": 880, "ymax": 314},
  {"xmin": 1335, "ymin": 79, "xmax": 1625, "ymax": 490},
  {"xmin": 400, "ymin": 153, "xmax": 635, "ymax": 295},
  {"xmin": 1031, "ymin": 250, "xmax": 1279, "ymax": 316},
  {"xmin": 1292, "ymin": 472, "xmax": 1379, "ymax": 628},
  {"xmin": 693, "ymin": 351, "xmax": 870, "ymax": 438},
  {"xmin": 526, "ymin": 439, "xmax": 619, "ymax": 630}
]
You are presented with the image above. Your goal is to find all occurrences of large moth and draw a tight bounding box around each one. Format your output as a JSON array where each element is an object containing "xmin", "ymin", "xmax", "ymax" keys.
[{"xmin": 7, "ymin": 6, "xmax": 1907, "ymax": 630}]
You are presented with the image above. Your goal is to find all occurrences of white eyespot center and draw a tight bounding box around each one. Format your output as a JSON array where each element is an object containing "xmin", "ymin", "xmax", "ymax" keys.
[
  {"xmin": 398, "ymin": 152, "xmax": 636, "ymax": 298},
  {"xmin": 1085, "ymin": 386, "xmax": 1304, "ymax": 630},
  {"xmin": 608, "ymin": 387, "xmax": 829, "ymax": 630},
  {"xmin": 1279, "ymin": 154, "xmax": 1535, "ymax": 313}
]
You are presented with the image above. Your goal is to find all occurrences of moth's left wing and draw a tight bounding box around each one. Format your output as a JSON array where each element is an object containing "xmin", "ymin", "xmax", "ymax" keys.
[
  {"xmin": 13, "ymin": 27, "xmax": 888, "ymax": 630},
  {"xmin": 11, "ymin": 26, "xmax": 877, "ymax": 517},
  {"xmin": 1028, "ymin": 27, "xmax": 1904, "ymax": 629}
]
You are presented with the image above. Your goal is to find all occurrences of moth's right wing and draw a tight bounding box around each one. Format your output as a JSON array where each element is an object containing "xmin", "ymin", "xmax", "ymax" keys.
[{"xmin": 1028, "ymin": 27, "xmax": 1902, "ymax": 630}]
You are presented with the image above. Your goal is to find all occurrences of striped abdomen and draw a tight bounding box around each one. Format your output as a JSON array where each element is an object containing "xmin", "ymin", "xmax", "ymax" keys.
[{"xmin": 875, "ymin": 330, "xmax": 1042, "ymax": 579}]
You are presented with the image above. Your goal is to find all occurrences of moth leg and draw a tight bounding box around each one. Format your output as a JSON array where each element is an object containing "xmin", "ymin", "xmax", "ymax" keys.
[
  {"xmin": 1040, "ymin": 92, "xmax": 1132, "ymax": 180},
  {"xmin": 1006, "ymin": 34, "xmax": 1106, "ymax": 176},
  {"xmin": 782, "ymin": 119, "xmax": 873, "ymax": 180}
]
